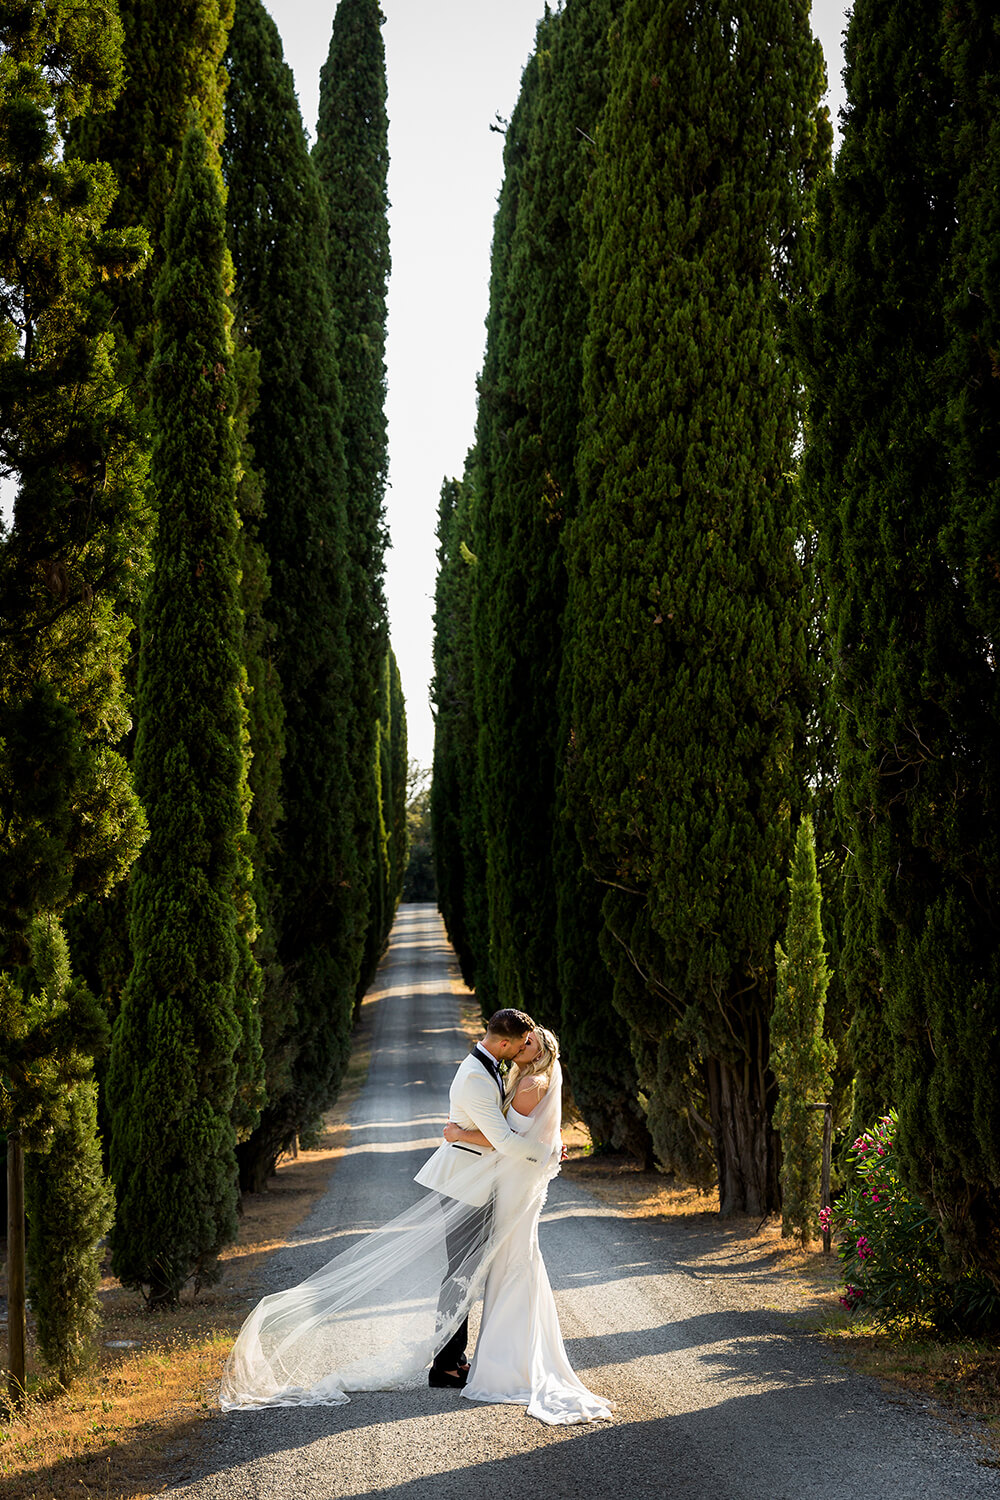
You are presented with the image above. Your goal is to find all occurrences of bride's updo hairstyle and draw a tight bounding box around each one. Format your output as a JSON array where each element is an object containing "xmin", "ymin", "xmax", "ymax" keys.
[{"xmin": 503, "ymin": 1026, "xmax": 559, "ymax": 1109}]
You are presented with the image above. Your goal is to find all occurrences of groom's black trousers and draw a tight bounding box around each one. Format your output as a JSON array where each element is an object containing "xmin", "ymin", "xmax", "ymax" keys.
[{"xmin": 432, "ymin": 1195, "xmax": 493, "ymax": 1372}]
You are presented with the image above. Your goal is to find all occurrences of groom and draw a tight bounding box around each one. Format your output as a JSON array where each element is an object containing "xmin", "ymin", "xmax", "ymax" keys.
[{"xmin": 415, "ymin": 1007, "xmax": 541, "ymax": 1388}]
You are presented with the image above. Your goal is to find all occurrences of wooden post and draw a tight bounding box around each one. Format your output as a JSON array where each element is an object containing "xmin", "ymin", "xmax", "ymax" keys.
[{"xmin": 6, "ymin": 1130, "xmax": 26, "ymax": 1407}]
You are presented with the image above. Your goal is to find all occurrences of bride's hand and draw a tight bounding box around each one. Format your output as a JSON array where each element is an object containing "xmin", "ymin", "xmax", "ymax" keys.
[{"xmin": 443, "ymin": 1121, "xmax": 462, "ymax": 1142}]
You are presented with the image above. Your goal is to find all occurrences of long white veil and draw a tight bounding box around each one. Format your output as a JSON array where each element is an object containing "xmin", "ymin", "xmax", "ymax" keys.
[{"xmin": 220, "ymin": 1064, "xmax": 564, "ymax": 1409}]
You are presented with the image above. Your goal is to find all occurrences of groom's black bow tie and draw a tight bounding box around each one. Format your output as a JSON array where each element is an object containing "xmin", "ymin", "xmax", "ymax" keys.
[{"xmin": 473, "ymin": 1045, "xmax": 505, "ymax": 1103}]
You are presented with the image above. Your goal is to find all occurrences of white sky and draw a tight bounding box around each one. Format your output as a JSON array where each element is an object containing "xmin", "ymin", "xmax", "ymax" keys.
[{"xmin": 261, "ymin": 0, "xmax": 850, "ymax": 769}]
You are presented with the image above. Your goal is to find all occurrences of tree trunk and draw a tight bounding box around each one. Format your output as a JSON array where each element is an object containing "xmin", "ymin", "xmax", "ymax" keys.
[
  {"xmin": 236, "ymin": 1110, "xmax": 294, "ymax": 1195},
  {"xmin": 706, "ymin": 1020, "xmax": 781, "ymax": 1216}
]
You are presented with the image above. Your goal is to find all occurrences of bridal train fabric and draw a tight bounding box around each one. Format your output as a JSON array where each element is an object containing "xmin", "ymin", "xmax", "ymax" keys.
[{"xmin": 220, "ymin": 1061, "xmax": 612, "ymax": 1425}]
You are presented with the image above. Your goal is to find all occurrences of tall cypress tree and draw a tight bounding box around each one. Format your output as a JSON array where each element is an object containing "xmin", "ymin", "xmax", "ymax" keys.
[
  {"xmin": 568, "ymin": 0, "xmax": 828, "ymax": 1212},
  {"xmin": 0, "ymin": 0, "xmax": 147, "ymax": 1357},
  {"xmin": 772, "ymin": 815, "xmax": 834, "ymax": 1244},
  {"xmin": 387, "ymin": 648, "xmax": 409, "ymax": 913},
  {"xmin": 431, "ymin": 475, "xmax": 479, "ymax": 986},
  {"xmin": 431, "ymin": 462, "xmax": 493, "ymax": 995},
  {"xmin": 107, "ymin": 128, "xmax": 254, "ymax": 1303},
  {"xmin": 313, "ymin": 0, "xmax": 391, "ymax": 1008},
  {"xmin": 24, "ymin": 919, "xmax": 114, "ymax": 1387},
  {"xmin": 472, "ymin": 25, "xmax": 549, "ymax": 1022},
  {"xmin": 799, "ymin": 0, "xmax": 1000, "ymax": 1281},
  {"xmin": 358, "ymin": 653, "xmax": 393, "ymax": 998},
  {"xmin": 70, "ymin": 0, "xmax": 235, "ymax": 352},
  {"xmin": 471, "ymin": 0, "xmax": 649, "ymax": 1156},
  {"xmin": 64, "ymin": 0, "xmax": 240, "ymax": 1051},
  {"xmin": 223, "ymin": 0, "xmax": 357, "ymax": 1188}
]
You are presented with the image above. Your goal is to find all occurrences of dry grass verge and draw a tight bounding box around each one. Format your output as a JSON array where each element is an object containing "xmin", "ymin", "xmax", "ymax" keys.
[{"xmin": 0, "ymin": 1008, "xmax": 374, "ymax": 1500}]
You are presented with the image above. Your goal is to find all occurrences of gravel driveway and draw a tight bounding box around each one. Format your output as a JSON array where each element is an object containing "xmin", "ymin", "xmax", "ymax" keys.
[{"xmin": 163, "ymin": 904, "xmax": 996, "ymax": 1500}]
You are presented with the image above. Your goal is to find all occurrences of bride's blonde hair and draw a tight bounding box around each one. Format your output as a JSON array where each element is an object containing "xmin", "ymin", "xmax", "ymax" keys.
[{"xmin": 503, "ymin": 1025, "xmax": 559, "ymax": 1111}]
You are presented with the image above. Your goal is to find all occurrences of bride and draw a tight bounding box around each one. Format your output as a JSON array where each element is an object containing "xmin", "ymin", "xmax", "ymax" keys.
[
  {"xmin": 444, "ymin": 1026, "xmax": 612, "ymax": 1423},
  {"xmin": 220, "ymin": 1026, "xmax": 612, "ymax": 1425}
]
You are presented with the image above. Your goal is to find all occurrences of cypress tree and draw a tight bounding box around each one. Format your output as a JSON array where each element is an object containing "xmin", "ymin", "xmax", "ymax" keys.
[
  {"xmin": 64, "ymin": 0, "xmax": 240, "ymax": 1045},
  {"xmin": 472, "ymin": 24, "xmax": 549, "ymax": 1022},
  {"xmin": 0, "ymin": 2, "xmax": 149, "ymax": 952},
  {"xmin": 0, "ymin": 0, "xmax": 145, "ymax": 1372},
  {"xmin": 799, "ymin": 0, "xmax": 1000, "ymax": 1280},
  {"xmin": 70, "ymin": 0, "xmax": 235, "ymax": 352},
  {"xmin": 772, "ymin": 816, "xmax": 835, "ymax": 1244},
  {"xmin": 431, "ymin": 478, "xmax": 475, "ymax": 981},
  {"xmin": 223, "ymin": 0, "xmax": 358, "ymax": 1188},
  {"xmin": 431, "ymin": 465, "xmax": 490, "ymax": 993},
  {"xmin": 313, "ymin": 0, "xmax": 391, "ymax": 1006},
  {"xmin": 387, "ymin": 649, "xmax": 409, "ymax": 912},
  {"xmin": 568, "ymin": 0, "xmax": 829, "ymax": 1212},
  {"xmin": 358, "ymin": 653, "xmax": 393, "ymax": 998},
  {"xmin": 107, "ymin": 128, "xmax": 254, "ymax": 1303},
  {"xmin": 472, "ymin": 0, "xmax": 649, "ymax": 1156},
  {"xmin": 24, "ymin": 919, "xmax": 114, "ymax": 1388}
]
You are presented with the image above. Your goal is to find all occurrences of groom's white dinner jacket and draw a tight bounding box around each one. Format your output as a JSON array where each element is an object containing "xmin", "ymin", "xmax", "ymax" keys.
[{"xmin": 415, "ymin": 1045, "xmax": 547, "ymax": 1207}]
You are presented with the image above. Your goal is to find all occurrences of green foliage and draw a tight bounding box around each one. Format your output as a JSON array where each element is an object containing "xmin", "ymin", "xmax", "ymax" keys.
[
  {"xmin": 472, "ymin": 18, "xmax": 555, "ymax": 1021},
  {"xmin": 403, "ymin": 765, "xmax": 435, "ymax": 904},
  {"xmin": 431, "ymin": 468, "xmax": 488, "ymax": 991},
  {"xmin": 441, "ymin": 3, "xmax": 647, "ymax": 1156},
  {"xmin": 0, "ymin": 0, "xmax": 147, "ymax": 1262},
  {"xmin": 567, "ymin": 0, "xmax": 829, "ymax": 1211},
  {"xmin": 62, "ymin": 0, "xmax": 240, "ymax": 1017},
  {"xmin": 387, "ymin": 651, "xmax": 409, "ymax": 912},
  {"xmin": 313, "ymin": 0, "xmax": 391, "ymax": 1008},
  {"xmin": 224, "ymin": 0, "xmax": 358, "ymax": 1190},
  {"xmin": 833, "ymin": 1113, "xmax": 1000, "ymax": 1335},
  {"xmin": 6, "ymin": 915, "xmax": 112, "ymax": 1387},
  {"xmin": 107, "ymin": 128, "xmax": 253, "ymax": 1303},
  {"xmin": 797, "ymin": 0, "xmax": 1000, "ymax": 1281},
  {"xmin": 358, "ymin": 652, "xmax": 395, "ymax": 998},
  {"xmin": 228, "ymin": 327, "xmax": 276, "ymax": 1145},
  {"xmin": 772, "ymin": 816, "xmax": 835, "ymax": 1243},
  {"xmin": 70, "ymin": 0, "xmax": 235, "ymax": 350},
  {"xmin": 26, "ymin": 1071, "xmax": 114, "ymax": 1386}
]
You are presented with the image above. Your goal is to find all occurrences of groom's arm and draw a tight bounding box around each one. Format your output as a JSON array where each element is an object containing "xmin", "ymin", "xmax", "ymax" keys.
[{"xmin": 460, "ymin": 1073, "xmax": 549, "ymax": 1164}]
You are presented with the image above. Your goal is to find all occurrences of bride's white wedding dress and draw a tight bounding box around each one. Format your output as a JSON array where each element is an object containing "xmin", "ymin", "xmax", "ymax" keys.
[
  {"xmin": 220, "ymin": 1062, "xmax": 611, "ymax": 1425},
  {"xmin": 463, "ymin": 1101, "xmax": 611, "ymax": 1424}
]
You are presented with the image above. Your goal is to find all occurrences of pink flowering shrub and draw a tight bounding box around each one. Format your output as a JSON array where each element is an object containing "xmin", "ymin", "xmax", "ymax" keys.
[{"xmin": 828, "ymin": 1110, "xmax": 1000, "ymax": 1332}]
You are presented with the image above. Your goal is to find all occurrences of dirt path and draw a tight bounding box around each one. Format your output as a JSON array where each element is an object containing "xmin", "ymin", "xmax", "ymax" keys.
[{"xmin": 163, "ymin": 905, "xmax": 996, "ymax": 1500}]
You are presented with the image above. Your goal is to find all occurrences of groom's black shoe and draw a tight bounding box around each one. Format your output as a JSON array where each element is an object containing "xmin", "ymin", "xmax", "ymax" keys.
[{"xmin": 428, "ymin": 1365, "xmax": 468, "ymax": 1388}]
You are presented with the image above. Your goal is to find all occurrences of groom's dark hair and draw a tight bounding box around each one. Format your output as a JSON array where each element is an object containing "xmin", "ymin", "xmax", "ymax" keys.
[{"xmin": 486, "ymin": 1008, "xmax": 534, "ymax": 1038}]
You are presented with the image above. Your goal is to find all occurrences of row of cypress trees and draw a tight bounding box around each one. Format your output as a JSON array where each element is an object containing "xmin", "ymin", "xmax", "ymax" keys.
[
  {"xmin": 435, "ymin": 0, "xmax": 1000, "ymax": 1284},
  {"xmin": 435, "ymin": 0, "xmax": 828, "ymax": 1209},
  {"xmin": 797, "ymin": 0, "xmax": 1000, "ymax": 1286},
  {"xmin": 2, "ymin": 0, "xmax": 404, "ymax": 1346}
]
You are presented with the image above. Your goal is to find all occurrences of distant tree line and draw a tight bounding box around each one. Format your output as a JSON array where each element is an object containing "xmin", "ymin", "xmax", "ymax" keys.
[
  {"xmin": 1, "ymin": 0, "xmax": 404, "ymax": 1373},
  {"xmin": 432, "ymin": 0, "xmax": 1000, "ymax": 1302}
]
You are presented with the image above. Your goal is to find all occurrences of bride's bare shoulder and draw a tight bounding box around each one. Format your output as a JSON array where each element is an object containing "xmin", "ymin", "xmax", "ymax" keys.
[{"xmin": 512, "ymin": 1075, "xmax": 548, "ymax": 1114}]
